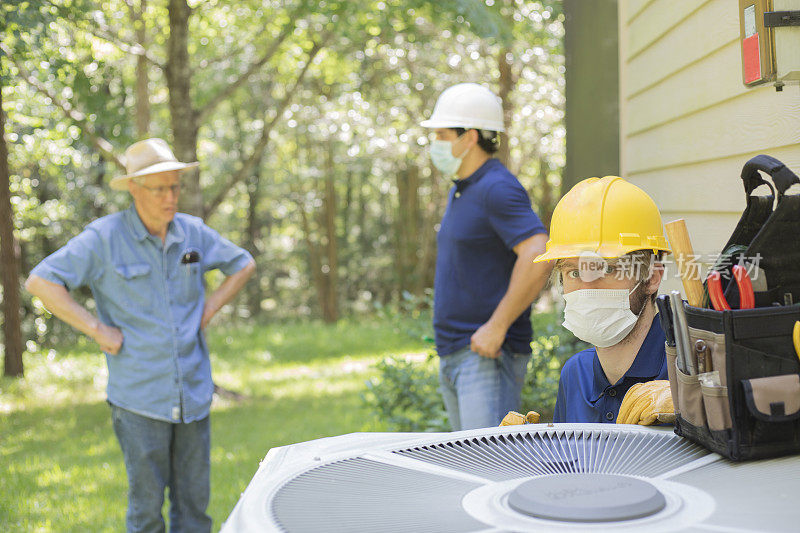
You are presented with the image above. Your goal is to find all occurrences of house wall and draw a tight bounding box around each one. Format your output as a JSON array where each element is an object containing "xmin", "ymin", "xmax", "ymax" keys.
[
  {"xmin": 618, "ymin": 0, "xmax": 800, "ymax": 292},
  {"xmin": 564, "ymin": 0, "xmax": 620, "ymax": 193}
]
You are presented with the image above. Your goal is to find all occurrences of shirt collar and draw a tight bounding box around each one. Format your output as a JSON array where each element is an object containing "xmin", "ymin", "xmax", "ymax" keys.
[
  {"xmin": 588, "ymin": 315, "xmax": 665, "ymax": 402},
  {"xmin": 125, "ymin": 204, "xmax": 149, "ymax": 242},
  {"xmin": 125, "ymin": 204, "xmax": 185, "ymax": 245},
  {"xmin": 451, "ymin": 158, "xmax": 498, "ymax": 193},
  {"xmin": 165, "ymin": 218, "xmax": 185, "ymax": 248}
]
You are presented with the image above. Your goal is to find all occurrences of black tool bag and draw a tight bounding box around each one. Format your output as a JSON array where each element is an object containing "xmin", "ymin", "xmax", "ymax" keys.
[{"xmin": 668, "ymin": 155, "xmax": 800, "ymax": 461}]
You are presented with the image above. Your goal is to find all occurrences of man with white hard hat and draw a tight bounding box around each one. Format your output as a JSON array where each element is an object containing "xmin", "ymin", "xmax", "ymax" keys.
[
  {"xmin": 420, "ymin": 83, "xmax": 553, "ymax": 430},
  {"xmin": 25, "ymin": 138, "xmax": 256, "ymax": 532}
]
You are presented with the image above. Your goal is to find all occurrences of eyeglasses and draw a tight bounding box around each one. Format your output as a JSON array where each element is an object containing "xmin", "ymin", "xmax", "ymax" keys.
[{"xmin": 137, "ymin": 183, "xmax": 181, "ymax": 197}]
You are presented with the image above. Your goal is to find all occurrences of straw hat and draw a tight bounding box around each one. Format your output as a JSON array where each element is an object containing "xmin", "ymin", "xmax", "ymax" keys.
[{"xmin": 110, "ymin": 138, "xmax": 199, "ymax": 191}]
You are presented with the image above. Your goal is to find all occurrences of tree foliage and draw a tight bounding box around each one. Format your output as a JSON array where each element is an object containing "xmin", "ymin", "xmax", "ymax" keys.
[{"xmin": 1, "ymin": 0, "xmax": 565, "ymax": 366}]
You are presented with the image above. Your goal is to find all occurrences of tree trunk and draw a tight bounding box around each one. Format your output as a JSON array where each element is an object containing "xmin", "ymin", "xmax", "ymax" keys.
[
  {"xmin": 341, "ymin": 167, "xmax": 354, "ymax": 303},
  {"xmin": 413, "ymin": 162, "xmax": 441, "ymax": 295},
  {"xmin": 245, "ymin": 158, "xmax": 263, "ymax": 317},
  {"xmin": 395, "ymin": 168, "xmax": 409, "ymax": 293},
  {"xmin": 497, "ymin": 46, "xmax": 515, "ymax": 168},
  {"xmin": 1, "ymin": 78, "xmax": 24, "ymax": 377},
  {"xmin": 166, "ymin": 0, "xmax": 201, "ymax": 216},
  {"xmin": 538, "ymin": 156, "xmax": 554, "ymax": 228},
  {"xmin": 342, "ymin": 168, "xmax": 353, "ymax": 241},
  {"xmin": 296, "ymin": 190, "xmax": 325, "ymax": 318},
  {"xmin": 94, "ymin": 80, "xmax": 113, "ymax": 219},
  {"xmin": 293, "ymin": 135, "xmax": 327, "ymax": 321},
  {"xmin": 407, "ymin": 166, "xmax": 420, "ymax": 292},
  {"xmin": 321, "ymin": 138, "xmax": 338, "ymax": 322},
  {"xmin": 357, "ymin": 171, "xmax": 369, "ymax": 255},
  {"xmin": 132, "ymin": 0, "xmax": 151, "ymax": 138},
  {"xmin": 395, "ymin": 165, "xmax": 421, "ymax": 294}
]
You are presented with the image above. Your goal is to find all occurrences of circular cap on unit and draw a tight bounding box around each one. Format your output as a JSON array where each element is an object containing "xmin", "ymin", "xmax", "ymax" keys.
[{"xmin": 507, "ymin": 473, "xmax": 667, "ymax": 523}]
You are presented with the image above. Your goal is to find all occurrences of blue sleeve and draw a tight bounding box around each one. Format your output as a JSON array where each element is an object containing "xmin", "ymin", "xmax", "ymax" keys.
[
  {"xmin": 29, "ymin": 228, "xmax": 104, "ymax": 290},
  {"xmin": 484, "ymin": 179, "xmax": 547, "ymax": 250},
  {"xmin": 199, "ymin": 224, "xmax": 253, "ymax": 276}
]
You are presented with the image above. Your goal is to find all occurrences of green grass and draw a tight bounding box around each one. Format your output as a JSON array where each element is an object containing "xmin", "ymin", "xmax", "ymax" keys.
[{"xmin": 0, "ymin": 317, "xmax": 429, "ymax": 532}]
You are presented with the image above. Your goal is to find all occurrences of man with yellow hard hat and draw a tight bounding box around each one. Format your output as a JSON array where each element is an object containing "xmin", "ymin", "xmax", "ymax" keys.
[{"xmin": 508, "ymin": 176, "xmax": 674, "ymax": 425}]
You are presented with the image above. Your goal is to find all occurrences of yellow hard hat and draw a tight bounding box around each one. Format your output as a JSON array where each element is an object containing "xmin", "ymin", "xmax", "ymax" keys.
[{"xmin": 534, "ymin": 176, "xmax": 671, "ymax": 263}]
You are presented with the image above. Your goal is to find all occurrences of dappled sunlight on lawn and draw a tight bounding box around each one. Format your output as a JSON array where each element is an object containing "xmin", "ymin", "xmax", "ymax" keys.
[
  {"xmin": 207, "ymin": 318, "xmax": 431, "ymax": 369},
  {"xmin": 212, "ymin": 351, "xmax": 429, "ymax": 403},
  {"xmin": 1, "ymin": 387, "xmax": 388, "ymax": 531},
  {"xmin": 1, "ymin": 318, "xmax": 427, "ymax": 531},
  {"xmin": 0, "ymin": 350, "xmax": 108, "ymax": 413},
  {"xmin": 0, "ymin": 401, "xmax": 127, "ymax": 531}
]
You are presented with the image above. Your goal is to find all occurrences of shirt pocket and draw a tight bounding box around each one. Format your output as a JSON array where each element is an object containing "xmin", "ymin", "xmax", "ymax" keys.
[
  {"xmin": 175, "ymin": 254, "xmax": 202, "ymax": 305},
  {"xmin": 113, "ymin": 262, "xmax": 154, "ymax": 310}
]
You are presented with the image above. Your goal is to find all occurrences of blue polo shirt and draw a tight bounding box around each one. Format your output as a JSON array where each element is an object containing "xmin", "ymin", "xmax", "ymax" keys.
[
  {"xmin": 553, "ymin": 316, "xmax": 668, "ymax": 423},
  {"xmin": 30, "ymin": 205, "xmax": 253, "ymax": 423},
  {"xmin": 433, "ymin": 158, "xmax": 547, "ymax": 356}
]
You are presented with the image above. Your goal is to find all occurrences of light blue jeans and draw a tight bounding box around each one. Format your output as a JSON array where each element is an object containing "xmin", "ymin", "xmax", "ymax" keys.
[
  {"xmin": 111, "ymin": 405, "xmax": 212, "ymax": 533},
  {"xmin": 438, "ymin": 345, "xmax": 531, "ymax": 431}
]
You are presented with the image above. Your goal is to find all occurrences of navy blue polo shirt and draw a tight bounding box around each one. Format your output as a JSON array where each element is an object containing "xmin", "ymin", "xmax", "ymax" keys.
[
  {"xmin": 433, "ymin": 158, "xmax": 546, "ymax": 356},
  {"xmin": 553, "ymin": 316, "xmax": 668, "ymax": 423}
]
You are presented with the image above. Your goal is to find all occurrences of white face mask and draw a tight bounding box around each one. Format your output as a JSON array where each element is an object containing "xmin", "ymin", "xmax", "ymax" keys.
[
  {"xmin": 562, "ymin": 282, "xmax": 644, "ymax": 348},
  {"xmin": 429, "ymin": 136, "xmax": 469, "ymax": 175}
]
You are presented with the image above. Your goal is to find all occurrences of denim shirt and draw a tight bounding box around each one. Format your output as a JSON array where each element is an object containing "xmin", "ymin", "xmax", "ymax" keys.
[
  {"xmin": 553, "ymin": 316, "xmax": 668, "ymax": 423},
  {"xmin": 30, "ymin": 205, "xmax": 253, "ymax": 423}
]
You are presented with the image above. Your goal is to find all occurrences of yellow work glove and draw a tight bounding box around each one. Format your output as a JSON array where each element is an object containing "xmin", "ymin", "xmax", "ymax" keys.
[
  {"xmin": 500, "ymin": 410, "xmax": 541, "ymax": 426},
  {"xmin": 616, "ymin": 380, "xmax": 675, "ymax": 425}
]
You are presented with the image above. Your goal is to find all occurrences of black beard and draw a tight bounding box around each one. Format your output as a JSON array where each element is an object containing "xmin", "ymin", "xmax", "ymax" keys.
[
  {"xmin": 618, "ymin": 283, "xmax": 652, "ymax": 346},
  {"xmin": 630, "ymin": 282, "xmax": 650, "ymax": 316}
]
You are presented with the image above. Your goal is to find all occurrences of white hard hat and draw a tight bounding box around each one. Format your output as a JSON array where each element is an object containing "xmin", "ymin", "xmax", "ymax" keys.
[{"xmin": 420, "ymin": 83, "xmax": 505, "ymax": 133}]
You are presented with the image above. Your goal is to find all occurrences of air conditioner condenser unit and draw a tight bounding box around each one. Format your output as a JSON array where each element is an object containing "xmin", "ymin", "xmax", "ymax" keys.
[{"xmin": 222, "ymin": 424, "xmax": 799, "ymax": 532}]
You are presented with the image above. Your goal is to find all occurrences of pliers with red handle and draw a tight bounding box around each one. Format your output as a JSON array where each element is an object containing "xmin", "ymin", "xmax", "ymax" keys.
[{"xmin": 707, "ymin": 265, "xmax": 755, "ymax": 310}]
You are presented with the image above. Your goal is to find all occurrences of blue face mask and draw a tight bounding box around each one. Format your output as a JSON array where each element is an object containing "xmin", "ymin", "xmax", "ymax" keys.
[{"xmin": 429, "ymin": 136, "xmax": 469, "ymax": 175}]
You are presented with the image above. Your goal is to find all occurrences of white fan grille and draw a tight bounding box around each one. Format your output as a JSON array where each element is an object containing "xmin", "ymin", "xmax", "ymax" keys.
[
  {"xmin": 269, "ymin": 428, "xmax": 711, "ymax": 532},
  {"xmin": 394, "ymin": 429, "xmax": 709, "ymax": 480},
  {"xmin": 270, "ymin": 457, "xmax": 486, "ymax": 533}
]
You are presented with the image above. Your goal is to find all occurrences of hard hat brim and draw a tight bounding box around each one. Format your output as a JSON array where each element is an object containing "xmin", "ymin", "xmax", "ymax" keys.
[
  {"xmin": 533, "ymin": 243, "xmax": 672, "ymax": 263},
  {"xmin": 420, "ymin": 118, "xmax": 505, "ymax": 133}
]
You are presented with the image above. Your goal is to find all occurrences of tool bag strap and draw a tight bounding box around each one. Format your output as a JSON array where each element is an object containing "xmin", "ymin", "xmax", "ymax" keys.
[
  {"xmin": 740, "ymin": 154, "xmax": 800, "ymax": 200},
  {"xmin": 706, "ymin": 156, "xmax": 800, "ymax": 308},
  {"xmin": 734, "ymin": 156, "xmax": 800, "ymax": 306},
  {"xmin": 719, "ymin": 156, "xmax": 779, "ymax": 268},
  {"xmin": 722, "ymin": 154, "xmax": 800, "ymax": 254}
]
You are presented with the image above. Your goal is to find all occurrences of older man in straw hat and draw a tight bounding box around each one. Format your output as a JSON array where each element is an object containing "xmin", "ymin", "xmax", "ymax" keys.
[{"xmin": 26, "ymin": 138, "xmax": 256, "ymax": 532}]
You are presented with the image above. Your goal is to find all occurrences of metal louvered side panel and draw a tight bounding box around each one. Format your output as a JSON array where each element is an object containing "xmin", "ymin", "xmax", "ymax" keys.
[
  {"xmin": 393, "ymin": 429, "xmax": 710, "ymax": 481},
  {"xmin": 270, "ymin": 458, "xmax": 487, "ymax": 533}
]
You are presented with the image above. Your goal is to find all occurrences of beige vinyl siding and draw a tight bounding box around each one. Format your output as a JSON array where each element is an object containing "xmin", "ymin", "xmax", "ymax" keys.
[{"xmin": 618, "ymin": 0, "xmax": 800, "ymax": 293}]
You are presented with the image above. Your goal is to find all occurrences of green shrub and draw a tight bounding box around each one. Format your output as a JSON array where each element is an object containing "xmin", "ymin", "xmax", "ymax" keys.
[
  {"xmin": 522, "ymin": 311, "xmax": 587, "ymax": 418},
  {"xmin": 361, "ymin": 353, "xmax": 449, "ymax": 432},
  {"xmin": 362, "ymin": 309, "xmax": 587, "ymax": 431}
]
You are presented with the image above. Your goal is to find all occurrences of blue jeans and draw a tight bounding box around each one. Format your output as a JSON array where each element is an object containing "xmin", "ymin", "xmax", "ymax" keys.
[
  {"xmin": 111, "ymin": 405, "xmax": 212, "ymax": 533},
  {"xmin": 438, "ymin": 346, "xmax": 531, "ymax": 431}
]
